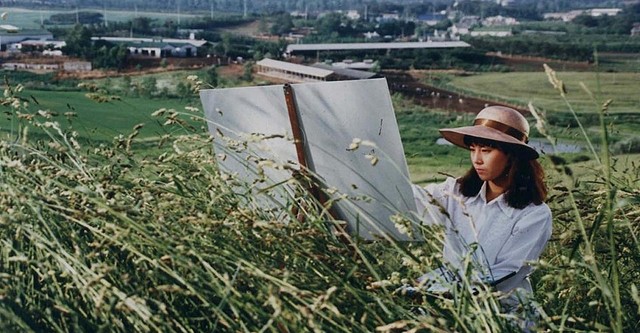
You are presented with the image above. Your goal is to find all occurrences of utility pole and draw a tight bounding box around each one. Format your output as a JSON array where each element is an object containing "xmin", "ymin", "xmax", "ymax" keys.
[
  {"xmin": 177, "ymin": 0, "xmax": 181, "ymax": 26},
  {"xmin": 103, "ymin": 1, "xmax": 108, "ymax": 28},
  {"xmin": 243, "ymin": 0, "xmax": 247, "ymax": 18}
]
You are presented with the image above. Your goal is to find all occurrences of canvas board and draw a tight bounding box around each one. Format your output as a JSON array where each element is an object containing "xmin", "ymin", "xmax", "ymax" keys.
[{"xmin": 200, "ymin": 78, "xmax": 418, "ymax": 240}]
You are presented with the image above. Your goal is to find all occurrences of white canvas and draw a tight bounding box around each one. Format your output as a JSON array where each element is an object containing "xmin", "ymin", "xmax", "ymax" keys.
[{"xmin": 200, "ymin": 78, "xmax": 418, "ymax": 240}]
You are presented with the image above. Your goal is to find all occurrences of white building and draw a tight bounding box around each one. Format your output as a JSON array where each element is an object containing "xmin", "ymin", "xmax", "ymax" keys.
[
  {"xmin": 345, "ymin": 10, "xmax": 360, "ymax": 20},
  {"xmin": 590, "ymin": 8, "xmax": 622, "ymax": 17},
  {"xmin": 92, "ymin": 36, "xmax": 208, "ymax": 58},
  {"xmin": 544, "ymin": 8, "xmax": 621, "ymax": 22},
  {"xmin": 483, "ymin": 15, "xmax": 518, "ymax": 26},
  {"xmin": 0, "ymin": 25, "xmax": 54, "ymax": 51}
]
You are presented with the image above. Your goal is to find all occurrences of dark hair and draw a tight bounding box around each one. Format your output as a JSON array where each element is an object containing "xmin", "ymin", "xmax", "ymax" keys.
[{"xmin": 458, "ymin": 136, "xmax": 547, "ymax": 209}]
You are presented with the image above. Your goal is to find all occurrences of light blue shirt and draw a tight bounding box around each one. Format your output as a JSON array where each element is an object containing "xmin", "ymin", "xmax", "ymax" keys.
[{"xmin": 412, "ymin": 177, "xmax": 552, "ymax": 294}]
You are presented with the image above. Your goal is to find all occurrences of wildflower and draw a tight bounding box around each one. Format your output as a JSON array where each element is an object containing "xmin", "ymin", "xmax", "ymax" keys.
[
  {"xmin": 365, "ymin": 153, "xmax": 379, "ymax": 166},
  {"xmin": 391, "ymin": 213, "xmax": 413, "ymax": 237},
  {"xmin": 543, "ymin": 64, "xmax": 566, "ymax": 97},
  {"xmin": 347, "ymin": 138, "xmax": 362, "ymax": 151}
]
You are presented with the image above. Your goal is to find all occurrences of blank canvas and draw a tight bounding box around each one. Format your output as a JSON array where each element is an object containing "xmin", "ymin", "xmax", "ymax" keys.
[{"xmin": 200, "ymin": 78, "xmax": 418, "ymax": 240}]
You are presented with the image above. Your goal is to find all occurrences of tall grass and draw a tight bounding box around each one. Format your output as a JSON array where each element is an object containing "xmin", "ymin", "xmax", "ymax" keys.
[
  {"xmin": 0, "ymin": 68, "xmax": 638, "ymax": 332},
  {"xmin": 530, "ymin": 65, "xmax": 640, "ymax": 331}
]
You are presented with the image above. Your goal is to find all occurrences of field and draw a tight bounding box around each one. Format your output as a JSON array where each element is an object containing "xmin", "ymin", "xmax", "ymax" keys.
[
  {"xmin": 0, "ymin": 65, "xmax": 639, "ymax": 331},
  {"xmin": 0, "ymin": 88, "xmax": 202, "ymax": 143},
  {"xmin": 0, "ymin": 8, "xmax": 199, "ymax": 29},
  {"xmin": 437, "ymin": 71, "xmax": 640, "ymax": 114}
]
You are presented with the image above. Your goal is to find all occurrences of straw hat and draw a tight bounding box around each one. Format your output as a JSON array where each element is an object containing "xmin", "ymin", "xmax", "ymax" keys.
[{"xmin": 439, "ymin": 105, "xmax": 539, "ymax": 160}]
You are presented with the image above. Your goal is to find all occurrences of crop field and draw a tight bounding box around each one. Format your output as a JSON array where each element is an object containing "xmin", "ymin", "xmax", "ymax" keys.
[
  {"xmin": 439, "ymin": 71, "xmax": 640, "ymax": 114},
  {"xmin": 0, "ymin": 88, "xmax": 204, "ymax": 145},
  {"xmin": 0, "ymin": 8, "xmax": 199, "ymax": 29}
]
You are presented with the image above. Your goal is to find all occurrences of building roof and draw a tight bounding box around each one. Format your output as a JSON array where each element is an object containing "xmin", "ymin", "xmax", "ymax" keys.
[
  {"xmin": 0, "ymin": 29, "xmax": 52, "ymax": 37},
  {"xmin": 19, "ymin": 40, "xmax": 66, "ymax": 47},
  {"xmin": 257, "ymin": 58, "xmax": 334, "ymax": 78},
  {"xmin": 92, "ymin": 36, "xmax": 209, "ymax": 47},
  {"xmin": 286, "ymin": 41, "xmax": 470, "ymax": 54},
  {"xmin": 123, "ymin": 41, "xmax": 198, "ymax": 49},
  {"xmin": 0, "ymin": 24, "xmax": 19, "ymax": 32},
  {"xmin": 312, "ymin": 63, "xmax": 377, "ymax": 80}
]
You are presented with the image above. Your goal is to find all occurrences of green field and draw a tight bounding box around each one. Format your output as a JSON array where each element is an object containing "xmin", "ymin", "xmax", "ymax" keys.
[
  {"xmin": 440, "ymin": 71, "xmax": 640, "ymax": 114},
  {"xmin": 0, "ymin": 88, "xmax": 204, "ymax": 145},
  {"xmin": 0, "ymin": 7, "xmax": 199, "ymax": 29}
]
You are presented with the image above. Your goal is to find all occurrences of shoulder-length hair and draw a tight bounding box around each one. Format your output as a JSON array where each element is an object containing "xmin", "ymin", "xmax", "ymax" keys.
[{"xmin": 458, "ymin": 136, "xmax": 547, "ymax": 209}]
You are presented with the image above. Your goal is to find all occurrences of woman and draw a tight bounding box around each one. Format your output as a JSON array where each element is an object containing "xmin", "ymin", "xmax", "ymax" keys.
[{"xmin": 411, "ymin": 105, "xmax": 552, "ymax": 309}]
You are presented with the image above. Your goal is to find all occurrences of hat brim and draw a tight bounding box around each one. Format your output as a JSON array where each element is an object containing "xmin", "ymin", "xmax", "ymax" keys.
[{"xmin": 439, "ymin": 126, "xmax": 539, "ymax": 159}]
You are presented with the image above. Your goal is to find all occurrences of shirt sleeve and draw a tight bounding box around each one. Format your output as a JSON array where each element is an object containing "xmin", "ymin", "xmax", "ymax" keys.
[
  {"xmin": 412, "ymin": 177, "xmax": 457, "ymax": 226},
  {"xmin": 489, "ymin": 204, "xmax": 553, "ymax": 282}
]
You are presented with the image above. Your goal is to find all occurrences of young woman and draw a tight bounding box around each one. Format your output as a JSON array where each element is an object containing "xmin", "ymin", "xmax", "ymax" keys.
[{"xmin": 411, "ymin": 105, "xmax": 552, "ymax": 309}]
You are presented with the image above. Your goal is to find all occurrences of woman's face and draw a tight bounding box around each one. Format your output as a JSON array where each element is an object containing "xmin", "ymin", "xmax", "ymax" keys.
[{"xmin": 469, "ymin": 143, "xmax": 510, "ymax": 183}]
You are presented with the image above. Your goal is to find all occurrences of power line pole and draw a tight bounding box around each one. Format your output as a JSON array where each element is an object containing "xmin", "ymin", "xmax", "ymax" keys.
[
  {"xmin": 243, "ymin": 0, "xmax": 247, "ymax": 18},
  {"xmin": 103, "ymin": 1, "xmax": 108, "ymax": 28},
  {"xmin": 177, "ymin": 0, "xmax": 181, "ymax": 26}
]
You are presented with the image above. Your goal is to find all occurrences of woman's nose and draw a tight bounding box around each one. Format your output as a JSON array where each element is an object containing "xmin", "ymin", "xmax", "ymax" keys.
[{"xmin": 471, "ymin": 150, "xmax": 482, "ymax": 164}]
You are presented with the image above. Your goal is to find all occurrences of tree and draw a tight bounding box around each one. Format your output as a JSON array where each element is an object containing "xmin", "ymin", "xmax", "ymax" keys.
[
  {"xmin": 63, "ymin": 24, "xmax": 93, "ymax": 59},
  {"xmin": 204, "ymin": 66, "xmax": 218, "ymax": 87},
  {"xmin": 242, "ymin": 62, "xmax": 253, "ymax": 82},
  {"xmin": 221, "ymin": 33, "xmax": 232, "ymax": 57},
  {"xmin": 270, "ymin": 13, "xmax": 293, "ymax": 36},
  {"xmin": 93, "ymin": 44, "xmax": 128, "ymax": 70}
]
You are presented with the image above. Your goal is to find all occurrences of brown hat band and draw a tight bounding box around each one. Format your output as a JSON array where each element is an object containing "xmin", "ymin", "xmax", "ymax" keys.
[{"xmin": 473, "ymin": 118, "xmax": 528, "ymax": 143}]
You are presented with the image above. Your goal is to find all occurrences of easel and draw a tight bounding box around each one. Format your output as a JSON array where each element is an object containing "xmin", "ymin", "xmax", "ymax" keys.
[{"xmin": 282, "ymin": 83, "xmax": 351, "ymax": 242}]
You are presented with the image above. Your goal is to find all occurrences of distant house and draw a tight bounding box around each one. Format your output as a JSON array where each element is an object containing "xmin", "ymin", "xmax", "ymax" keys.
[
  {"xmin": 256, "ymin": 58, "xmax": 381, "ymax": 83},
  {"xmin": 11, "ymin": 40, "xmax": 66, "ymax": 54},
  {"xmin": 63, "ymin": 61, "xmax": 92, "ymax": 72},
  {"xmin": 2, "ymin": 62, "xmax": 59, "ymax": 71},
  {"xmin": 256, "ymin": 58, "xmax": 336, "ymax": 83},
  {"xmin": 544, "ymin": 8, "xmax": 621, "ymax": 22},
  {"xmin": 363, "ymin": 31, "xmax": 380, "ymax": 39},
  {"xmin": 450, "ymin": 16, "xmax": 480, "ymax": 36},
  {"xmin": 482, "ymin": 15, "xmax": 518, "ymax": 26},
  {"xmin": 345, "ymin": 10, "xmax": 360, "ymax": 20},
  {"xmin": 470, "ymin": 26, "xmax": 513, "ymax": 37},
  {"xmin": 378, "ymin": 13, "xmax": 400, "ymax": 22},
  {"xmin": 0, "ymin": 25, "xmax": 53, "ymax": 51},
  {"xmin": 2, "ymin": 60, "xmax": 91, "ymax": 72},
  {"xmin": 91, "ymin": 36, "xmax": 209, "ymax": 58},
  {"xmin": 632, "ymin": 23, "xmax": 640, "ymax": 36},
  {"xmin": 126, "ymin": 41, "xmax": 199, "ymax": 58},
  {"xmin": 543, "ymin": 10, "xmax": 584, "ymax": 22},
  {"xmin": 285, "ymin": 41, "xmax": 471, "ymax": 57},
  {"xmin": 589, "ymin": 8, "xmax": 622, "ymax": 17}
]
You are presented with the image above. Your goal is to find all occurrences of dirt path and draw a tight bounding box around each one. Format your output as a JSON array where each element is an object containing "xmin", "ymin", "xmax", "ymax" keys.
[{"xmin": 384, "ymin": 70, "xmax": 528, "ymax": 114}]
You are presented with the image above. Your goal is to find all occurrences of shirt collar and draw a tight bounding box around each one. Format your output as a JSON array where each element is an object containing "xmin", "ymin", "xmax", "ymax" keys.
[{"xmin": 468, "ymin": 182, "xmax": 515, "ymax": 217}]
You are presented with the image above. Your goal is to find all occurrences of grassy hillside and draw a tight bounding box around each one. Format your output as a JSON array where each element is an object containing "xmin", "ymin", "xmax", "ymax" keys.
[
  {"xmin": 0, "ymin": 76, "xmax": 638, "ymax": 331},
  {"xmin": 0, "ymin": 88, "xmax": 203, "ymax": 145}
]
